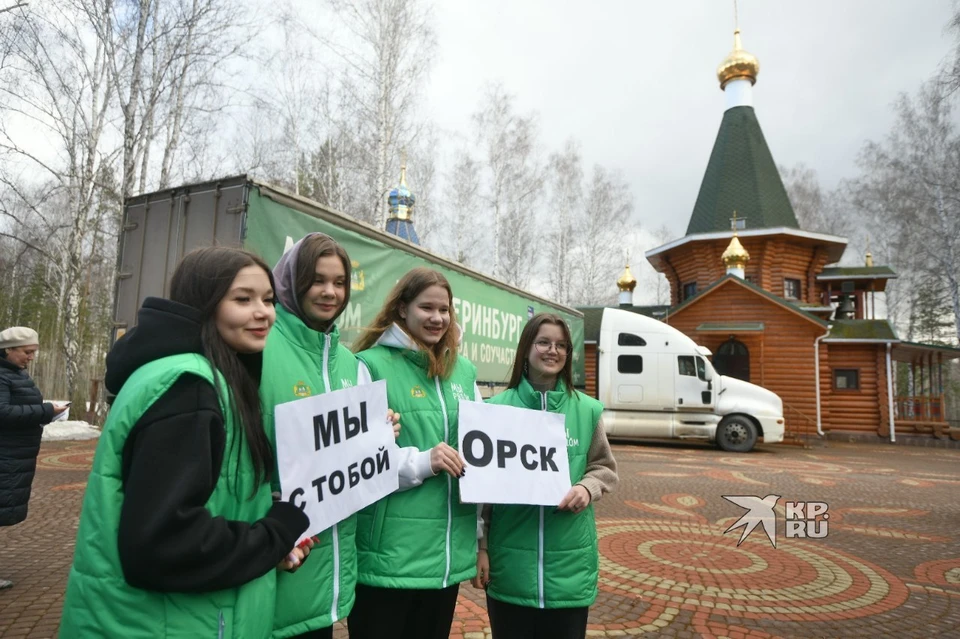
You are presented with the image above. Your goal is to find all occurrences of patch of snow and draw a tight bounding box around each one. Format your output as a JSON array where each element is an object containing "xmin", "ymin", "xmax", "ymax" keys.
[{"xmin": 43, "ymin": 420, "xmax": 101, "ymax": 441}]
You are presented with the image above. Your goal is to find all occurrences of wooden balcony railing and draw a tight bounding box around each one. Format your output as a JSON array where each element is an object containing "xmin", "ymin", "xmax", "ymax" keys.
[{"xmin": 894, "ymin": 395, "xmax": 945, "ymax": 422}]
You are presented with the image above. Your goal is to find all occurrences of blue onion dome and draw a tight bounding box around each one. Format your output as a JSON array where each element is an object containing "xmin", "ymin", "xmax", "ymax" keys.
[{"xmin": 388, "ymin": 165, "xmax": 416, "ymax": 221}]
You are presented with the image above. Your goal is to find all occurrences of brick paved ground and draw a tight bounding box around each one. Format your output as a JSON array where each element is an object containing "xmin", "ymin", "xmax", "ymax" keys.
[{"xmin": 2, "ymin": 439, "xmax": 960, "ymax": 637}]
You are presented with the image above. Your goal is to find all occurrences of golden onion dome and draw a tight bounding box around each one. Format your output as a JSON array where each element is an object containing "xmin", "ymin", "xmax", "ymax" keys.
[
  {"xmin": 722, "ymin": 234, "xmax": 750, "ymax": 269},
  {"xmin": 717, "ymin": 29, "xmax": 760, "ymax": 89},
  {"xmin": 617, "ymin": 264, "xmax": 637, "ymax": 292}
]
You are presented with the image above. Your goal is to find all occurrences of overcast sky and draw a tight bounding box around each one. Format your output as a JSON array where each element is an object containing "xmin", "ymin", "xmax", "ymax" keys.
[{"xmin": 422, "ymin": 0, "xmax": 957, "ymax": 249}]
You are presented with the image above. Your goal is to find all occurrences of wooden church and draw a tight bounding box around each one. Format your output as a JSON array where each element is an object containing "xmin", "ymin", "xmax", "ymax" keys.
[{"xmin": 583, "ymin": 28, "xmax": 960, "ymax": 444}]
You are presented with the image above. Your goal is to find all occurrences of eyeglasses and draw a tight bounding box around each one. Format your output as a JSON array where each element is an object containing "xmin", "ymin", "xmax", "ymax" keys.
[{"xmin": 534, "ymin": 340, "xmax": 570, "ymax": 354}]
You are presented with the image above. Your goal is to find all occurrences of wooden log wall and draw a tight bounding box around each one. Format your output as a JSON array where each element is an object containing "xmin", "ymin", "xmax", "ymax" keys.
[
  {"xmin": 667, "ymin": 279, "xmax": 826, "ymax": 439},
  {"xmin": 584, "ymin": 343, "xmax": 598, "ymax": 398},
  {"xmin": 822, "ymin": 344, "xmax": 882, "ymax": 432},
  {"xmin": 660, "ymin": 236, "xmax": 832, "ymax": 305}
]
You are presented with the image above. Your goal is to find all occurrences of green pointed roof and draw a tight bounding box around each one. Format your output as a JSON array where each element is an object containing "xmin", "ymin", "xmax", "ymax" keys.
[{"xmin": 686, "ymin": 106, "xmax": 799, "ymax": 235}]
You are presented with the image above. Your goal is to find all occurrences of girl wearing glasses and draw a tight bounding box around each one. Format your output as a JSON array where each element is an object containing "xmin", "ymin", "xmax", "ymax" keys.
[{"xmin": 473, "ymin": 312, "xmax": 618, "ymax": 639}]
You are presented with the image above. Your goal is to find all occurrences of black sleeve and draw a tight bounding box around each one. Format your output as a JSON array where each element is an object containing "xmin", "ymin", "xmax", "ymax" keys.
[
  {"xmin": 117, "ymin": 375, "xmax": 309, "ymax": 593},
  {"xmin": 0, "ymin": 379, "xmax": 53, "ymax": 429}
]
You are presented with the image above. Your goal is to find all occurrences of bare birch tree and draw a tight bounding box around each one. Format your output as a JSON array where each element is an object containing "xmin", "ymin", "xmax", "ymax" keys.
[
  {"xmin": 0, "ymin": 3, "xmax": 26, "ymax": 68},
  {"xmin": 404, "ymin": 127, "xmax": 439, "ymax": 246},
  {"xmin": 0, "ymin": 0, "xmax": 119, "ymax": 397},
  {"xmin": 81, "ymin": 0, "xmax": 251, "ymax": 197},
  {"xmin": 942, "ymin": 4, "xmax": 960, "ymax": 96},
  {"xmin": 545, "ymin": 139, "xmax": 583, "ymax": 304},
  {"xmin": 473, "ymin": 83, "xmax": 543, "ymax": 283},
  {"xmin": 572, "ymin": 165, "xmax": 634, "ymax": 305},
  {"xmin": 852, "ymin": 81, "xmax": 960, "ymax": 343},
  {"xmin": 290, "ymin": 0, "xmax": 436, "ymax": 226},
  {"xmin": 644, "ymin": 223, "xmax": 674, "ymax": 306},
  {"xmin": 444, "ymin": 148, "xmax": 481, "ymax": 266},
  {"xmin": 779, "ymin": 162, "xmax": 854, "ymax": 238},
  {"xmin": 498, "ymin": 158, "xmax": 544, "ymax": 289}
]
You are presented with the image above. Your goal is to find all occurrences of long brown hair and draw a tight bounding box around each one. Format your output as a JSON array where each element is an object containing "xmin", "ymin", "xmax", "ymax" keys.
[
  {"xmin": 353, "ymin": 267, "xmax": 460, "ymax": 378},
  {"xmin": 294, "ymin": 234, "xmax": 352, "ymax": 330},
  {"xmin": 507, "ymin": 313, "xmax": 575, "ymax": 394},
  {"xmin": 169, "ymin": 246, "xmax": 275, "ymax": 490}
]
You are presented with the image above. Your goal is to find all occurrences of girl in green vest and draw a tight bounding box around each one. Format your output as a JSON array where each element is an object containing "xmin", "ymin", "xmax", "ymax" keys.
[
  {"xmin": 349, "ymin": 267, "xmax": 481, "ymax": 639},
  {"xmin": 261, "ymin": 233, "xmax": 398, "ymax": 639},
  {"xmin": 475, "ymin": 312, "xmax": 619, "ymax": 639},
  {"xmin": 60, "ymin": 247, "xmax": 312, "ymax": 639}
]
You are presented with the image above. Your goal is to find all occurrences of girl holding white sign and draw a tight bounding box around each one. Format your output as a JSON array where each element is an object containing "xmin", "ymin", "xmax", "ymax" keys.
[
  {"xmin": 475, "ymin": 312, "xmax": 619, "ymax": 639},
  {"xmin": 260, "ymin": 233, "xmax": 370, "ymax": 639},
  {"xmin": 349, "ymin": 267, "xmax": 482, "ymax": 639},
  {"xmin": 61, "ymin": 247, "xmax": 313, "ymax": 639}
]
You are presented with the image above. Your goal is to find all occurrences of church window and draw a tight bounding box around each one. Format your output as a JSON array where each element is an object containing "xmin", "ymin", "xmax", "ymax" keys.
[
  {"xmin": 834, "ymin": 369, "xmax": 860, "ymax": 390},
  {"xmin": 682, "ymin": 282, "xmax": 697, "ymax": 301},
  {"xmin": 784, "ymin": 278, "xmax": 801, "ymax": 300}
]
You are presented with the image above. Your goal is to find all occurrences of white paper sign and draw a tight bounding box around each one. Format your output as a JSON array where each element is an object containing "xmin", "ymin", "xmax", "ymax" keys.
[
  {"xmin": 458, "ymin": 401, "xmax": 571, "ymax": 506},
  {"xmin": 275, "ymin": 380, "xmax": 398, "ymax": 541}
]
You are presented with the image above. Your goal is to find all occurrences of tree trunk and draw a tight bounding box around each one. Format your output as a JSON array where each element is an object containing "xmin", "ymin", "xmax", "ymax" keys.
[
  {"xmin": 120, "ymin": 0, "xmax": 152, "ymax": 201},
  {"xmin": 160, "ymin": 0, "xmax": 198, "ymax": 189}
]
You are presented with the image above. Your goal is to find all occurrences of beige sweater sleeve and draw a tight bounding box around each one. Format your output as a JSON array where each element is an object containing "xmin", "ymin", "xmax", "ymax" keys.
[
  {"xmin": 575, "ymin": 416, "xmax": 619, "ymax": 502},
  {"xmin": 478, "ymin": 503, "xmax": 492, "ymax": 551},
  {"xmin": 479, "ymin": 417, "xmax": 618, "ymax": 552}
]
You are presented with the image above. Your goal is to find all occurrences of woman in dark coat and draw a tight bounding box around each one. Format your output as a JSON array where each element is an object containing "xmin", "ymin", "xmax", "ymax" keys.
[{"xmin": 0, "ymin": 326, "xmax": 67, "ymax": 589}]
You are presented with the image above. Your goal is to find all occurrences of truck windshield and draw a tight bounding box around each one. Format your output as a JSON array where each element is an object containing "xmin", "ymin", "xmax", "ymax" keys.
[{"xmin": 696, "ymin": 356, "xmax": 707, "ymax": 381}]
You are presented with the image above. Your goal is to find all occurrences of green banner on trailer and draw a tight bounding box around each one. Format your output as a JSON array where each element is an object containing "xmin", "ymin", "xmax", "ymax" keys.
[{"xmin": 244, "ymin": 187, "xmax": 585, "ymax": 386}]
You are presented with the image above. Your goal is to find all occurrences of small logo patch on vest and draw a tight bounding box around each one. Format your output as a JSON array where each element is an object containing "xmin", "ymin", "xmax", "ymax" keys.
[
  {"xmin": 293, "ymin": 381, "xmax": 311, "ymax": 397},
  {"xmin": 341, "ymin": 378, "xmax": 355, "ymax": 389},
  {"xmin": 411, "ymin": 385, "xmax": 426, "ymax": 398},
  {"xmin": 450, "ymin": 382, "xmax": 471, "ymax": 402}
]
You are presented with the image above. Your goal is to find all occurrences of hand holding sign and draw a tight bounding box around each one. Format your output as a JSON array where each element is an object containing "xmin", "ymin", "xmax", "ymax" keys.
[
  {"xmin": 431, "ymin": 442, "xmax": 466, "ymax": 478},
  {"xmin": 388, "ymin": 409, "xmax": 401, "ymax": 439},
  {"xmin": 279, "ymin": 537, "xmax": 315, "ymax": 572},
  {"xmin": 557, "ymin": 485, "xmax": 591, "ymax": 513},
  {"xmin": 275, "ymin": 380, "xmax": 399, "ymax": 542},
  {"xmin": 458, "ymin": 401, "xmax": 571, "ymax": 506}
]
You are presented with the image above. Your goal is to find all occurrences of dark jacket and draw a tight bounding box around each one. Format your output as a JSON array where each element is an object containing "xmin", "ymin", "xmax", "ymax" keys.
[
  {"xmin": 104, "ymin": 297, "xmax": 307, "ymax": 592},
  {"xmin": 0, "ymin": 355, "xmax": 53, "ymax": 526}
]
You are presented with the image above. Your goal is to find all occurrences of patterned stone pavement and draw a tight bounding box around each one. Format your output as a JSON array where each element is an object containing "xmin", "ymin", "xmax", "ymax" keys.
[{"xmin": 2, "ymin": 439, "xmax": 960, "ymax": 637}]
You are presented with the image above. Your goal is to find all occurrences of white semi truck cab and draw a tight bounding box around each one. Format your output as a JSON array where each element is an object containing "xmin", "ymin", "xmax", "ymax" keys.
[{"xmin": 598, "ymin": 308, "xmax": 784, "ymax": 452}]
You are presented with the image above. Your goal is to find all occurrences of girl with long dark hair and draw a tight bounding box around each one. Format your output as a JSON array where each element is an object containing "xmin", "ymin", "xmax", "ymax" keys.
[
  {"xmin": 347, "ymin": 267, "xmax": 480, "ymax": 639},
  {"xmin": 474, "ymin": 313, "xmax": 618, "ymax": 639},
  {"xmin": 61, "ymin": 247, "xmax": 312, "ymax": 639}
]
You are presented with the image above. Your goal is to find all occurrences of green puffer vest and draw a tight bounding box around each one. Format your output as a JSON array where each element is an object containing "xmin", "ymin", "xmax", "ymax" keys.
[
  {"xmin": 485, "ymin": 377, "xmax": 604, "ymax": 609},
  {"xmin": 355, "ymin": 345, "xmax": 478, "ymax": 589},
  {"xmin": 60, "ymin": 354, "xmax": 276, "ymax": 639},
  {"xmin": 260, "ymin": 307, "xmax": 360, "ymax": 637}
]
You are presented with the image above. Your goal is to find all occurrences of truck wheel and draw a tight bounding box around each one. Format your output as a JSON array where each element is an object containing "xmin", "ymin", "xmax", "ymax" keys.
[{"xmin": 716, "ymin": 416, "xmax": 758, "ymax": 452}]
